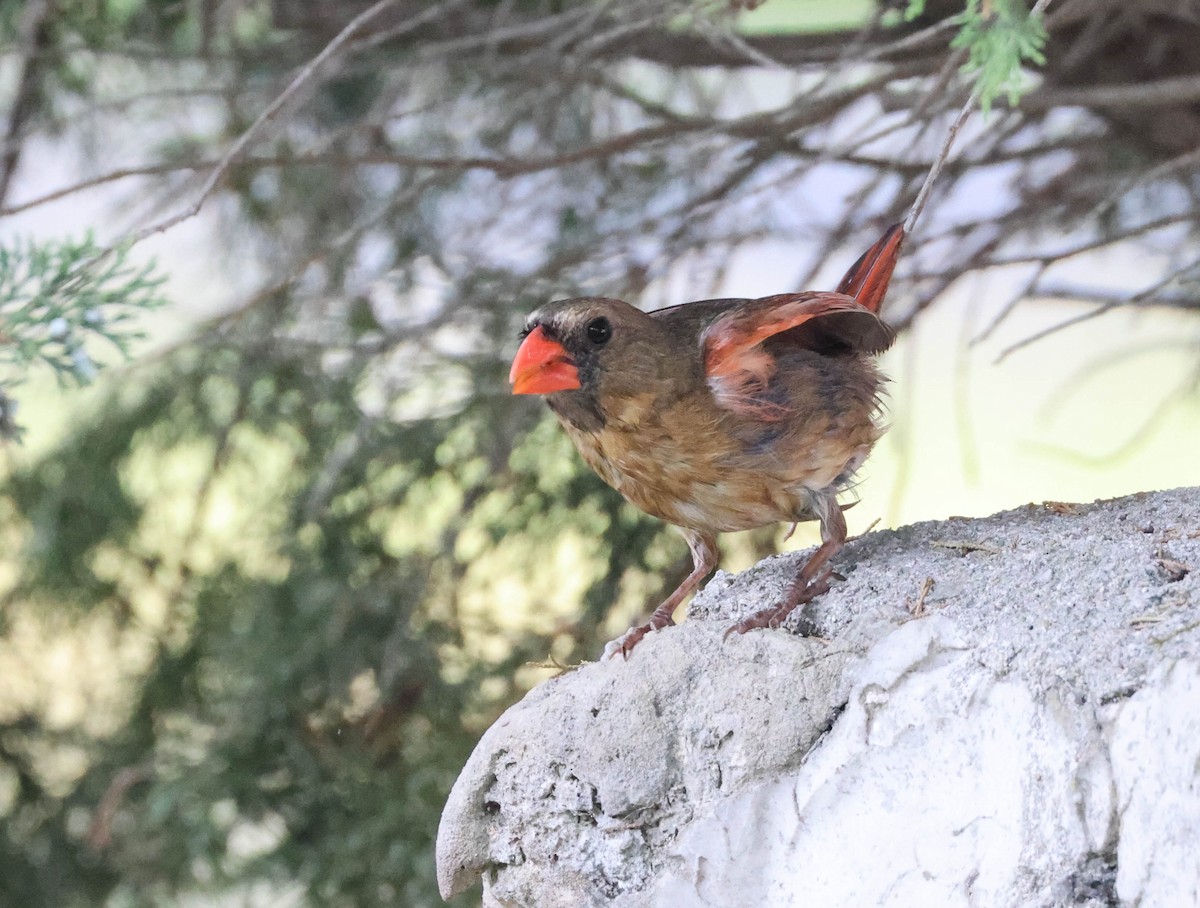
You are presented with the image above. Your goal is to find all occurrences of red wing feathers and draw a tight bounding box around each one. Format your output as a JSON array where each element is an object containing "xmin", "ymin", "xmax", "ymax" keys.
[
  {"xmin": 835, "ymin": 222, "xmax": 905, "ymax": 315},
  {"xmin": 703, "ymin": 293, "xmax": 894, "ymax": 419},
  {"xmin": 701, "ymin": 225, "xmax": 904, "ymax": 420}
]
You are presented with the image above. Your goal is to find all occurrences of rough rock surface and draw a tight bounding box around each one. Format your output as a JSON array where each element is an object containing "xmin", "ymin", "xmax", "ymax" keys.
[{"xmin": 437, "ymin": 488, "xmax": 1200, "ymax": 907}]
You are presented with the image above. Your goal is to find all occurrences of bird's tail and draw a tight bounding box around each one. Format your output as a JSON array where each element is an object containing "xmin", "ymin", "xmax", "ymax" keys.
[{"xmin": 835, "ymin": 223, "xmax": 905, "ymax": 315}]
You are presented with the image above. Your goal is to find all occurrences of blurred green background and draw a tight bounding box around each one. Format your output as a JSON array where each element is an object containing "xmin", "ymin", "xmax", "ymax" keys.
[{"xmin": 1, "ymin": 1, "xmax": 1198, "ymax": 905}]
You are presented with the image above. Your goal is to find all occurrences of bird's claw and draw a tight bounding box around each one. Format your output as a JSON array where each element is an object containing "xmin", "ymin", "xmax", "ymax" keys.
[
  {"xmin": 723, "ymin": 613, "xmax": 775, "ymax": 639},
  {"xmin": 601, "ymin": 616, "xmax": 675, "ymax": 661},
  {"xmin": 601, "ymin": 628, "xmax": 647, "ymax": 661},
  {"xmin": 723, "ymin": 569, "xmax": 835, "ymax": 640}
]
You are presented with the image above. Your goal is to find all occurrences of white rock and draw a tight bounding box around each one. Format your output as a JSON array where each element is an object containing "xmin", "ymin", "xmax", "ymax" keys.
[
  {"xmin": 1109, "ymin": 660, "xmax": 1200, "ymax": 907},
  {"xmin": 437, "ymin": 488, "xmax": 1200, "ymax": 906}
]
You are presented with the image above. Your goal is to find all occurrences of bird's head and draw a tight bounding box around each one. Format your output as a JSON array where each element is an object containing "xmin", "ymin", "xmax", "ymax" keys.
[
  {"xmin": 510, "ymin": 297, "xmax": 677, "ymax": 431},
  {"xmin": 512, "ymin": 297, "xmax": 668, "ymax": 391}
]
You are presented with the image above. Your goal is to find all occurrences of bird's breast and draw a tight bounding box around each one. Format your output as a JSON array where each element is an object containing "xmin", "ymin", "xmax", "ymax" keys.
[{"xmin": 558, "ymin": 399, "xmax": 836, "ymax": 533}]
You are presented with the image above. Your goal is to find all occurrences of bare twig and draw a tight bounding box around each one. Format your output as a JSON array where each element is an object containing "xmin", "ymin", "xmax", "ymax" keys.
[
  {"xmin": 907, "ymin": 577, "xmax": 935, "ymax": 616},
  {"xmin": 932, "ymin": 539, "xmax": 1002, "ymax": 554},
  {"xmin": 86, "ymin": 764, "xmax": 154, "ymax": 852},
  {"xmin": 995, "ymin": 258, "xmax": 1200, "ymax": 362},
  {"xmin": 903, "ymin": 88, "xmax": 979, "ymax": 236},
  {"xmin": 1019, "ymin": 74, "xmax": 1200, "ymax": 112},
  {"xmin": 120, "ymin": 0, "xmax": 465, "ymax": 247},
  {"xmin": 1091, "ymin": 141, "xmax": 1200, "ymax": 217},
  {"xmin": 971, "ymin": 261, "xmax": 1047, "ymax": 345},
  {"xmin": 903, "ymin": 0, "xmax": 1054, "ymax": 234}
]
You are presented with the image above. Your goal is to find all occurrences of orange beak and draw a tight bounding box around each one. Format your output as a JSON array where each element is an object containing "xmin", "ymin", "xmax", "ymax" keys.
[{"xmin": 509, "ymin": 326, "xmax": 581, "ymax": 395}]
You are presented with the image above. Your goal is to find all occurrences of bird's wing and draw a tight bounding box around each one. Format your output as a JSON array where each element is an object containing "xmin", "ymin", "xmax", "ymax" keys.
[
  {"xmin": 701, "ymin": 293, "xmax": 893, "ymax": 420},
  {"xmin": 834, "ymin": 223, "xmax": 905, "ymax": 315}
]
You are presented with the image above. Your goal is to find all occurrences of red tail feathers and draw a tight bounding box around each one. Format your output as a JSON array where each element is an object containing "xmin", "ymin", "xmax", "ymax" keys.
[{"xmin": 835, "ymin": 223, "xmax": 905, "ymax": 315}]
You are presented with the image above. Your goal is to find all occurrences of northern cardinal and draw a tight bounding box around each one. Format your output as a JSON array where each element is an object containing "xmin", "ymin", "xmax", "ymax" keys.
[{"xmin": 510, "ymin": 225, "xmax": 904, "ymax": 658}]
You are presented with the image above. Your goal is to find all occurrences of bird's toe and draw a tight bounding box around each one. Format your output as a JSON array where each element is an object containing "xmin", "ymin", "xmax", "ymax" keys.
[{"xmin": 600, "ymin": 625, "xmax": 649, "ymax": 661}]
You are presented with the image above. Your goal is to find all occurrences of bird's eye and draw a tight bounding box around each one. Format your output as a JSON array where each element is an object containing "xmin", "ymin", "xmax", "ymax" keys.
[{"xmin": 586, "ymin": 317, "xmax": 612, "ymax": 346}]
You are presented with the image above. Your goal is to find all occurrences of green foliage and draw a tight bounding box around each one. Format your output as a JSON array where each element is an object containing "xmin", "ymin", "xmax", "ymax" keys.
[
  {"xmin": 900, "ymin": 0, "xmax": 1047, "ymax": 109},
  {"xmin": 0, "ymin": 315, "xmax": 680, "ymax": 904},
  {"xmin": 950, "ymin": 0, "xmax": 1048, "ymax": 112},
  {"xmin": 0, "ymin": 237, "xmax": 168, "ymax": 439}
]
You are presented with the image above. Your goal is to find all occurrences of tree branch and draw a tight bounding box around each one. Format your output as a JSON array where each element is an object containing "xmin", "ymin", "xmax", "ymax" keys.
[
  {"xmin": 0, "ymin": 0, "xmax": 54, "ymax": 207},
  {"xmin": 121, "ymin": 0, "xmax": 466, "ymax": 247}
]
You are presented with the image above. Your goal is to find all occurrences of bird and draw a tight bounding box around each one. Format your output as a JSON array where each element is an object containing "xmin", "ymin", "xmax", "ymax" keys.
[{"xmin": 509, "ymin": 224, "xmax": 904, "ymax": 659}]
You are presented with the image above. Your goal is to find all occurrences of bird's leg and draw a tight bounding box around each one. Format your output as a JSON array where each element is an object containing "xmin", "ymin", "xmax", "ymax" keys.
[
  {"xmin": 602, "ymin": 529, "xmax": 718, "ymax": 661},
  {"xmin": 725, "ymin": 493, "xmax": 847, "ymax": 637}
]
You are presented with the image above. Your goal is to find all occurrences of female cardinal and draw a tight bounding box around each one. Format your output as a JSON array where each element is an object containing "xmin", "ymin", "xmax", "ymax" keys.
[{"xmin": 510, "ymin": 225, "xmax": 904, "ymax": 659}]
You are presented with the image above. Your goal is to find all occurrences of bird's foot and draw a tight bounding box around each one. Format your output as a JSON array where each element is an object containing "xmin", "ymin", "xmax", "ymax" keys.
[
  {"xmin": 601, "ymin": 615, "xmax": 676, "ymax": 661},
  {"xmin": 723, "ymin": 569, "xmax": 834, "ymax": 639}
]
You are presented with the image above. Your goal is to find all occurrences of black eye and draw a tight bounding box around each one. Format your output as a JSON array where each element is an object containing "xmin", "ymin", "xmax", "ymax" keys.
[{"xmin": 586, "ymin": 317, "xmax": 611, "ymax": 346}]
